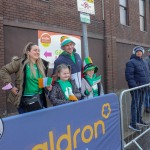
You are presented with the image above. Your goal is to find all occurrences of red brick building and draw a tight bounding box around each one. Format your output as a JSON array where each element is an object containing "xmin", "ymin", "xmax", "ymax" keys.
[{"xmin": 0, "ymin": 0, "xmax": 150, "ymax": 115}]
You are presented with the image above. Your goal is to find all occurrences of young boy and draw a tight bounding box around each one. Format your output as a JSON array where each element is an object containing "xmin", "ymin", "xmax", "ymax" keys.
[{"xmin": 81, "ymin": 57, "xmax": 104, "ymax": 99}]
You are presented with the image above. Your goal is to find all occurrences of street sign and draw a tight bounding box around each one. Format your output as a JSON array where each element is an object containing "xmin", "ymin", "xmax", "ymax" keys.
[
  {"xmin": 77, "ymin": 0, "xmax": 95, "ymax": 15},
  {"xmin": 80, "ymin": 13, "xmax": 91, "ymax": 24}
]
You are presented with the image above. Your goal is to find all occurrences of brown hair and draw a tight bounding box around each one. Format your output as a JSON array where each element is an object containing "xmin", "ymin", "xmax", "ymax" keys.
[{"xmin": 52, "ymin": 64, "xmax": 71, "ymax": 82}]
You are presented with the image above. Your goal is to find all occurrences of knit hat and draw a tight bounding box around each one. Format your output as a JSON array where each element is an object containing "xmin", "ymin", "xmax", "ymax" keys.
[
  {"xmin": 133, "ymin": 46, "xmax": 145, "ymax": 54},
  {"xmin": 83, "ymin": 57, "xmax": 98, "ymax": 74},
  {"xmin": 60, "ymin": 36, "xmax": 75, "ymax": 47}
]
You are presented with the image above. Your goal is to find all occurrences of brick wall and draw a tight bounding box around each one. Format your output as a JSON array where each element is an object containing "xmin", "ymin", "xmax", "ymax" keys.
[
  {"xmin": 116, "ymin": 0, "xmax": 150, "ymax": 45},
  {"xmin": 1, "ymin": 0, "xmax": 150, "ymax": 114},
  {"xmin": 3, "ymin": 0, "xmax": 104, "ymax": 34},
  {"xmin": 0, "ymin": 0, "xmax": 6, "ymax": 115},
  {"xmin": 103, "ymin": 0, "xmax": 118, "ymax": 92},
  {"xmin": 103, "ymin": 0, "xmax": 150, "ymax": 92}
]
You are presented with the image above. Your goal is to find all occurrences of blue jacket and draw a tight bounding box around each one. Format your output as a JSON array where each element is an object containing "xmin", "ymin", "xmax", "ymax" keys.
[
  {"xmin": 125, "ymin": 54, "xmax": 150, "ymax": 88},
  {"xmin": 53, "ymin": 51, "xmax": 82, "ymax": 89}
]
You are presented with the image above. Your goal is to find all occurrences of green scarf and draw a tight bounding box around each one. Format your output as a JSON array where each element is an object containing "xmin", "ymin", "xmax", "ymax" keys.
[
  {"xmin": 85, "ymin": 74, "xmax": 101, "ymax": 97},
  {"xmin": 57, "ymin": 79, "xmax": 73, "ymax": 100}
]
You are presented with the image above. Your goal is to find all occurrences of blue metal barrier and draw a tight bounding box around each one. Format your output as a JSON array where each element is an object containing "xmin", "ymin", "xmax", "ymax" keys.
[{"xmin": 0, "ymin": 93, "xmax": 121, "ymax": 150}]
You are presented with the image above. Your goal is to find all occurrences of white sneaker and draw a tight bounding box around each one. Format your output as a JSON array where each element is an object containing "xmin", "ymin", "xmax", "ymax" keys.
[{"xmin": 128, "ymin": 124, "xmax": 141, "ymax": 132}]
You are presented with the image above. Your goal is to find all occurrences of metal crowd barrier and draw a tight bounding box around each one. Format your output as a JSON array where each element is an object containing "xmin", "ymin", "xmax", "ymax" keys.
[{"xmin": 119, "ymin": 83, "xmax": 150, "ymax": 150}]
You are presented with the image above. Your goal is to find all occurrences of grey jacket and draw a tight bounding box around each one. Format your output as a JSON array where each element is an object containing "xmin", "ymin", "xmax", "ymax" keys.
[
  {"xmin": 49, "ymin": 80, "xmax": 81, "ymax": 106},
  {"xmin": 81, "ymin": 78, "xmax": 104, "ymax": 99}
]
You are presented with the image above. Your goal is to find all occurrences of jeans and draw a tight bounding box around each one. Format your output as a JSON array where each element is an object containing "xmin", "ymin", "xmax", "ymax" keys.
[
  {"xmin": 130, "ymin": 89, "xmax": 145, "ymax": 126},
  {"xmin": 17, "ymin": 106, "xmax": 26, "ymax": 114},
  {"xmin": 144, "ymin": 87, "xmax": 150, "ymax": 108}
]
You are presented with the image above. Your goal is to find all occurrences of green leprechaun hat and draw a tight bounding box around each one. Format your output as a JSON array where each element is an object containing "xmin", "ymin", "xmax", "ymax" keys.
[
  {"xmin": 83, "ymin": 57, "xmax": 98, "ymax": 74},
  {"xmin": 60, "ymin": 36, "xmax": 75, "ymax": 47}
]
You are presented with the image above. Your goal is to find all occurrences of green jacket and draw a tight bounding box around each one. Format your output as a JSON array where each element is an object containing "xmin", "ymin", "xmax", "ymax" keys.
[{"xmin": 0, "ymin": 56, "xmax": 27, "ymax": 107}]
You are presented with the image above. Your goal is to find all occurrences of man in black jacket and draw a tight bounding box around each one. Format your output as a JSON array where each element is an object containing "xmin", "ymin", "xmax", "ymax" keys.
[
  {"xmin": 125, "ymin": 46, "xmax": 150, "ymax": 131},
  {"xmin": 53, "ymin": 36, "xmax": 82, "ymax": 90}
]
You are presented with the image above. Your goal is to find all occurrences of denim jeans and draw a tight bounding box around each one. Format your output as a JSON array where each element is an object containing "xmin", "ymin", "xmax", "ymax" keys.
[
  {"xmin": 130, "ymin": 89, "xmax": 145, "ymax": 126},
  {"xmin": 17, "ymin": 106, "xmax": 26, "ymax": 114},
  {"xmin": 144, "ymin": 87, "xmax": 150, "ymax": 108}
]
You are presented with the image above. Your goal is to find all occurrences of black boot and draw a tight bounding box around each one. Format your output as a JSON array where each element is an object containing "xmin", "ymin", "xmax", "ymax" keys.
[{"xmin": 145, "ymin": 108, "xmax": 150, "ymax": 113}]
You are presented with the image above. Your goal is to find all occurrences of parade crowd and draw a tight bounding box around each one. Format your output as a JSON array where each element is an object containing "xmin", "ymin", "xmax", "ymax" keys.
[
  {"xmin": 0, "ymin": 36, "xmax": 104, "ymax": 114},
  {"xmin": 0, "ymin": 37, "xmax": 150, "ymax": 132}
]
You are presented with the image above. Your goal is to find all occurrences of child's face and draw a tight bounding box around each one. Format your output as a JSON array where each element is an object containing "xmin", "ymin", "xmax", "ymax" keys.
[
  {"xmin": 86, "ymin": 69, "xmax": 94, "ymax": 78},
  {"xmin": 58, "ymin": 68, "xmax": 70, "ymax": 81}
]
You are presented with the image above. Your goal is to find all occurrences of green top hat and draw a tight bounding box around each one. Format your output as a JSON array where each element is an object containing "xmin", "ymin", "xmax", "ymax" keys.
[{"xmin": 83, "ymin": 57, "xmax": 98, "ymax": 74}]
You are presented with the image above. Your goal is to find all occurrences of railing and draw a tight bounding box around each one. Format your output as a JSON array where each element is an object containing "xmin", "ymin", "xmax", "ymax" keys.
[{"xmin": 119, "ymin": 83, "xmax": 150, "ymax": 150}]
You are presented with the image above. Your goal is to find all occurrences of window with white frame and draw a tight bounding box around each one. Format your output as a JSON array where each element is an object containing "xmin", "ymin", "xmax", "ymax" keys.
[
  {"xmin": 119, "ymin": 0, "xmax": 128, "ymax": 25},
  {"xmin": 139, "ymin": 0, "xmax": 146, "ymax": 31}
]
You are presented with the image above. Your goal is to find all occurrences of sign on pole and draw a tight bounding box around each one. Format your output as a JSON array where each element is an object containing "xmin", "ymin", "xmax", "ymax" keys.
[
  {"xmin": 80, "ymin": 12, "xmax": 91, "ymax": 24},
  {"xmin": 77, "ymin": 0, "xmax": 95, "ymax": 15},
  {"xmin": 77, "ymin": 0, "xmax": 95, "ymax": 57}
]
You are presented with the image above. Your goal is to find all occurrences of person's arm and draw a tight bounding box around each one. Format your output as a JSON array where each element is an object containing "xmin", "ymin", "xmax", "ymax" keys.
[
  {"xmin": 72, "ymin": 80, "xmax": 82, "ymax": 100},
  {"xmin": 49, "ymin": 84, "xmax": 71, "ymax": 106},
  {"xmin": 0, "ymin": 60, "xmax": 20, "ymax": 84},
  {"xmin": 100, "ymin": 83, "xmax": 104, "ymax": 95},
  {"xmin": 125, "ymin": 61, "xmax": 137, "ymax": 88},
  {"xmin": 81, "ymin": 78, "xmax": 91, "ymax": 96},
  {"xmin": 0, "ymin": 60, "xmax": 20, "ymax": 95}
]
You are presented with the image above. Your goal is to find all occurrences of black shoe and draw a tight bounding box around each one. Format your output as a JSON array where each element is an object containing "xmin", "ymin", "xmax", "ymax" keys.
[
  {"xmin": 145, "ymin": 108, "xmax": 150, "ymax": 113},
  {"xmin": 137, "ymin": 120, "xmax": 149, "ymax": 126},
  {"xmin": 128, "ymin": 124, "xmax": 141, "ymax": 132}
]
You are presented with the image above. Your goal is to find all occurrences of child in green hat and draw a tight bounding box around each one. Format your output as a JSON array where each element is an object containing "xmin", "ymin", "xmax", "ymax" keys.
[{"xmin": 81, "ymin": 57, "xmax": 104, "ymax": 99}]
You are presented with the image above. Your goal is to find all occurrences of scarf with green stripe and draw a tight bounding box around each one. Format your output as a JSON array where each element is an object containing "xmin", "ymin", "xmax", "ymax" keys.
[
  {"xmin": 85, "ymin": 74, "xmax": 101, "ymax": 97},
  {"xmin": 57, "ymin": 79, "xmax": 73, "ymax": 100}
]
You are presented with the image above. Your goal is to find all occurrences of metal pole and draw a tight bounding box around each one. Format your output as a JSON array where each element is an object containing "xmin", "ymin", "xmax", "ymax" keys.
[{"xmin": 82, "ymin": 23, "xmax": 89, "ymax": 57}]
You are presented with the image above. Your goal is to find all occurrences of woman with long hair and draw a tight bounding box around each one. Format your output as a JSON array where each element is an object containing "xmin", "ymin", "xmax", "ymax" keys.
[{"xmin": 0, "ymin": 42, "xmax": 52, "ymax": 114}]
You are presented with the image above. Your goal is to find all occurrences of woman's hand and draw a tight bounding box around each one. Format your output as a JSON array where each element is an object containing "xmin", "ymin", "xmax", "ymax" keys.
[
  {"xmin": 87, "ymin": 87, "xmax": 92, "ymax": 92},
  {"xmin": 46, "ymin": 85, "xmax": 52, "ymax": 91},
  {"xmin": 11, "ymin": 87, "xmax": 18, "ymax": 95}
]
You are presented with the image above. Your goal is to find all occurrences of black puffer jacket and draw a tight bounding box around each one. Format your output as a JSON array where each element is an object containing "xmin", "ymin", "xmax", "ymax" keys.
[
  {"xmin": 125, "ymin": 54, "xmax": 150, "ymax": 88},
  {"xmin": 49, "ymin": 80, "xmax": 81, "ymax": 106}
]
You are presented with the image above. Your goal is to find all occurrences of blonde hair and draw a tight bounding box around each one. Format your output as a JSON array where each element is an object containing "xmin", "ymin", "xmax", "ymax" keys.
[
  {"xmin": 53, "ymin": 64, "xmax": 71, "ymax": 82},
  {"xmin": 23, "ymin": 42, "xmax": 45, "ymax": 77}
]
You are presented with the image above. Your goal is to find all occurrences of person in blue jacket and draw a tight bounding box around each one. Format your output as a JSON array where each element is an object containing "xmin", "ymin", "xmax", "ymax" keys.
[
  {"xmin": 125, "ymin": 46, "xmax": 150, "ymax": 132},
  {"xmin": 144, "ymin": 48, "xmax": 150, "ymax": 113},
  {"xmin": 53, "ymin": 36, "xmax": 82, "ymax": 90}
]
